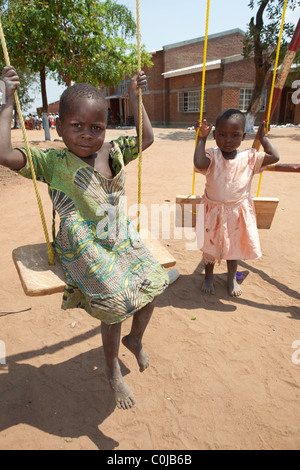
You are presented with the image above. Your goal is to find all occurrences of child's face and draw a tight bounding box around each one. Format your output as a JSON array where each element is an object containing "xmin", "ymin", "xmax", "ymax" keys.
[
  {"xmin": 213, "ymin": 117, "xmax": 246, "ymax": 155},
  {"xmin": 56, "ymin": 98, "xmax": 107, "ymax": 158}
]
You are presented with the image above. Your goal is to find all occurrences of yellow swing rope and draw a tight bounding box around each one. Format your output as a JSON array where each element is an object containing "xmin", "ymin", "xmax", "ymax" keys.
[
  {"xmin": 256, "ymin": 0, "xmax": 288, "ymax": 198},
  {"xmin": 136, "ymin": 0, "xmax": 143, "ymax": 234},
  {"xmin": 0, "ymin": 18, "xmax": 55, "ymax": 266},
  {"xmin": 192, "ymin": 0, "xmax": 210, "ymax": 196}
]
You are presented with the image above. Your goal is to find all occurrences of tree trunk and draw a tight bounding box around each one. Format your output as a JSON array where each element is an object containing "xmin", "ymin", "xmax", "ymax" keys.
[
  {"xmin": 40, "ymin": 66, "xmax": 51, "ymax": 141},
  {"xmin": 245, "ymin": 68, "xmax": 270, "ymax": 133},
  {"xmin": 40, "ymin": 66, "xmax": 48, "ymax": 112},
  {"xmin": 245, "ymin": 0, "xmax": 271, "ymax": 133}
]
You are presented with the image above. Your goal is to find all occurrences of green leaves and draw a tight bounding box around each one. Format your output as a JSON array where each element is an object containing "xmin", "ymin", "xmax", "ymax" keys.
[
  {"xmin": 0, "ymin": 0, "xmax": 151, "ymax": 107},
  {"xmin": 243, "ymin": 0, "xmax": 299, "ymax": 116},
  {"xmin": 245, "ymin": 0, "xmax": 299, "ymax": 53}
]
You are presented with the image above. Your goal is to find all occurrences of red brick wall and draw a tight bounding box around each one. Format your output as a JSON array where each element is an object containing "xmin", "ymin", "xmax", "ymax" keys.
[
  {"xmin": 222, "ymin": 57, "xmax": 256, "ymax": 83},
  {"xmin": 164, "ymin": 31, "xmax": 245, "ymax": 72},
  {"xmin": 143, "ymin": 50, "xmax": 165, "ymax": 124},
  {"xmin": 159, "ymin": 59, "xmax": 257, "ymax": 126},
  {"xmin": 141, "ymin": 32, "xmax": 260, "ymax": 126},
  {"xmin": 37, "ymin": 101, "xmax": 59, "ymax": 115},
  {"xmin": 104, "ymin": 30, "xmax": 295, "ymax": 127}
]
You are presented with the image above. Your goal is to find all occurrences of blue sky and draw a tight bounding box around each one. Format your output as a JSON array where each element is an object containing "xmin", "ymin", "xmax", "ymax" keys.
[
  {"xmin": 28, "ymin": 0, "xmax": 300, "ymax": 113},
  {"xmin": 124, "ymin": 0, "xmax": 252, "ymax": 52}
]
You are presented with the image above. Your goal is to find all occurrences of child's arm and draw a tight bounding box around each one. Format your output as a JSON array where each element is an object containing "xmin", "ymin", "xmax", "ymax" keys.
[
  {"xmin": 194, "ymin": 119, "xmax": 213, "ymax": 171},
  {"xmin": 0, "ymin": 66, "xmax": 26, "ymax": 170},
  {"xmin": 259, "ymin": 121, "xmax": 280, "ymax": 166},
  {"xmin": 128, "ymin": 72, "xmax": 154, "ymax": 151}
]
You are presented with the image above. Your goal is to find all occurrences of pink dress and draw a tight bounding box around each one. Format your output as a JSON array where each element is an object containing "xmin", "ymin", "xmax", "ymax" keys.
[{"xmin": 195, "ymin": 147, "xmax": 266, "ymax": 264}]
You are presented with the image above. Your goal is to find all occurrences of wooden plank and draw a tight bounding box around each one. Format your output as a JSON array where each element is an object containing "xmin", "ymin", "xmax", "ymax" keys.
[
  {"xmin": 175, "ymin": 195, "xmax": 202, "ymax": 228},
  {"xmin": 143, "ymin": 232, "xmax": 176, "ymax": 269},
  {"xmin": 175, "ymin": 194, "xmax": 279, "ymax": 230},
  {"xmin": 265, "ymin": 163, "xmax": 300, "ymax": 172},
  {"xmin": 12, "ymin": 234, "xmax": 176, "ymax": 297},
  {"xmin": 12, "ymin": 244, "xmax": 66, "ymax": 297},
  {"xmin": 253, "ymin": 197, "xmax": 279, "ymax": 230}
]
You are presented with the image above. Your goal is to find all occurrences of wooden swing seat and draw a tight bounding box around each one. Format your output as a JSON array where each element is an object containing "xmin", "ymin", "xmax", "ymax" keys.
[
  {"xmin": 13, "ymin": 244, "xmax": 66, "ymax": 297},
  {"xmin": 175, "ymin": 195, "xmax": 202, "ymax": 228},
  {"xmin": 175, "ymin": 194, "xmax": 279, "ymax": 230},
  {"xmin": 252, "ymin": 197, "xmax": 279, "ymax": 229},
  {"xmin": 12, "ymin": 234, "xmax": 176, "ymax": 297}
]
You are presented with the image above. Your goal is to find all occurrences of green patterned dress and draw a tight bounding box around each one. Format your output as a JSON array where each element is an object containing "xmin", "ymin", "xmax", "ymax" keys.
[{"xmin": 18, "ymin": 136, "xmax": 169, "ymax": 324}]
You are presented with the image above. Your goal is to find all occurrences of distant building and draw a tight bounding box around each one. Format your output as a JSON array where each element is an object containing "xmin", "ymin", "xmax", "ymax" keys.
[
  {"xmin": 37, "ymin": 101, "xmax": 59, "ymax": 116},
  {"xmin": 105, "ymin": 28, "xmax": 300, "ymax": 127},
  {"xmin": 42, "ymin": 29, "xmax": 299, "ymax": 127}
]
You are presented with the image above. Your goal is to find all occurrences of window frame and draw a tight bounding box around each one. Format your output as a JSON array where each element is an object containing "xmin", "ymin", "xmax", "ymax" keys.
[{"xmin": 178, "ymin": 89, "xmax": 206, "ymax": 114}]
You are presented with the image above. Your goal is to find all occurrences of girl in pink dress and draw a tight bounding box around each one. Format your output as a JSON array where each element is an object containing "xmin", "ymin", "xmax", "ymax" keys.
[{"xmin": 194, "ymin": 109, "xmax": 280, "ymax": 297}]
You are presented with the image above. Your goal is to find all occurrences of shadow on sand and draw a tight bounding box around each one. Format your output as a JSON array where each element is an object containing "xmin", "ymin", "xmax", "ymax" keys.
[
  {"xmin": 158, "ymin": 259, "xmax": 300, "ymax": 320},
  {"xmin": 0, "ymin": 326, "xmax": 130, "ymax": 450}
]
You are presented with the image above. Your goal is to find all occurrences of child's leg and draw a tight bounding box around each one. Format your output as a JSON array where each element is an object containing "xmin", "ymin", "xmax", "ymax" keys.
[
  {"xmin": 101, "ymin": 321, "xmax": 136, "ymax": 410},
  {"xmin": 202, "ymin": 262, "xmax": 215, "ymax": 294},
  {"xmin": 227, "ymin": 260, "xmax": 242, "ymax": 297},
  {"xmin": 122, "ymin": 301, "xmax": 156, "ymax": 372}
]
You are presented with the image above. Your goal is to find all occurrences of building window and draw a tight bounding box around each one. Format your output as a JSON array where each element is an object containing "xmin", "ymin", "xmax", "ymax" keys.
[
  {"xmin": 102, "ymin": 87, "xmax": 108, "ymax": 97},
  {"xmin": 178, "ymin": 90, "xmax": 206, "ymax": 113},
  {"xmin": 239, "ymin": 88, "xmax": 253, "ymax": 112},
  {"xmin": 239, "ymin": 88, "xmax": 267, "ymax": 112},
  {"xmin": 117, "ymin": 78, "xmax": 149, "ymax": 96},
  {"xmin": 118, "ymin": 80, "xmax": 130, "ymax": 96}
]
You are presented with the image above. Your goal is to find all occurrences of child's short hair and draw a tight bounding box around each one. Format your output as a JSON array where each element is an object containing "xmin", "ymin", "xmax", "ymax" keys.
[
  {"xmin": 59, "ymin": 83, "xmax": 108, "ymax": 121},
  {"xmin": 216, "ymin": 109, "xmax": 246, "ymax": 130}
]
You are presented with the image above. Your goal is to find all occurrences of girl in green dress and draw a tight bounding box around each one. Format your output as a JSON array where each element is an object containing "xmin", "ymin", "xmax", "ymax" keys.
[{"xmin": 0, "ymin": 65, "xmax": 170, "ymax": 410}]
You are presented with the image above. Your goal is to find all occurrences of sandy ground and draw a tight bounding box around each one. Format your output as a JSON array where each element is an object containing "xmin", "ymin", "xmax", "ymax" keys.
[{"xmin": 0, "ymin": 126, "xmax": 299, "ymax": 450}]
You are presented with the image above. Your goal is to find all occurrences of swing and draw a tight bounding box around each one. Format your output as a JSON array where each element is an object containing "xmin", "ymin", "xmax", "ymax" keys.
[
  {"xmin": 1, "ymin": 2, "xmax": 176, "ymax": 298},
  {"xmin": 251, "ymin": 14, "xmax": 300, "ymax": 228},
  {"xmin": 175, "ymin": 0, "xmax": 210, "ymax": 229},
  {"xmin": 12, "ymin": 234, "xmax": 177, "ymax": 297},
  {"xmin": 250, "ymin": 0, "xmax": 288, "ymax": 230},
  {"xmin": 176, "ymin": 0, "xmax": 299, "ymax": 231}
]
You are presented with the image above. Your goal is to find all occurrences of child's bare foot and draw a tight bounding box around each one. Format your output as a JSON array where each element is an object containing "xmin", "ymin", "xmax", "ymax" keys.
[
  {"xmin": 228, "ymin": 278, "xmax": 242, "ymax": 297},
  {"xmin": 106, "ymin": 368, "xmax": 136, "ymax": 410},
  {"xmin": 122, "ymin": 335, "xmax": 149, "ymax": 372},
  {"xmin": 202, "ymin": 278, "xmax": 215, "ymax": 295}
]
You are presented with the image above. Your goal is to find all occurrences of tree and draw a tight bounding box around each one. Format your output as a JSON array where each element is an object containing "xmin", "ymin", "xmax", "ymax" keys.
[
  {"xmin": 243, "ymin": 0, "xmax": 300, "ymax": 131},
  {"xmin": 0, "ymin": 51, "xmax": 40, "ymax": 128},
  {"xmin": 13, "ymin": 70, "xmax": 40, "ymax": 129},
  {"xmin": 0, "ymin": 0, "xmax": 151, "ymax": 115}
]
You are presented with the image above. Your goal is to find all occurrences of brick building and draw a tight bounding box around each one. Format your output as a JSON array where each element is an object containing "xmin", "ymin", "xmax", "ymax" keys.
[
  {"xmin": 37, "ymin": 101, "xmax": 59, "ymax": 116},
  {"xmin": 106, "ymin": 28, "xmax": 299, "ymax": 127}
]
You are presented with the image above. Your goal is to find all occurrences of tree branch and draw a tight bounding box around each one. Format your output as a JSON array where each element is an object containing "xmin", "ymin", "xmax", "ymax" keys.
[{"xmin": 256, "ymin": 0, "xmax": 269, "ymax": 29}]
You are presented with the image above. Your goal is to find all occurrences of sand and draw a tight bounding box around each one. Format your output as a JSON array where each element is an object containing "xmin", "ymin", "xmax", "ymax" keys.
[{"xmin": 0, "ymin": 126, "xmax": 299, "ymax": 450}]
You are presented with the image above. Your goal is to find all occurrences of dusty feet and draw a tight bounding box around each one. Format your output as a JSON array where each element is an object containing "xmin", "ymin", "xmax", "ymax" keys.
[
  {"xmin": 122, "ymin": 335, "xmax": 149, "ymax": 372},
  {"xmin": 106, "ymin": 368, "xmax": 136, "ymax": 410},
  {"xmin": 228, "ymin": 277, "xmax": 242, "ymax": 297},
  {"xmin": 202, "ymin": 277, "xmax": 215, "ymax": 295}
]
